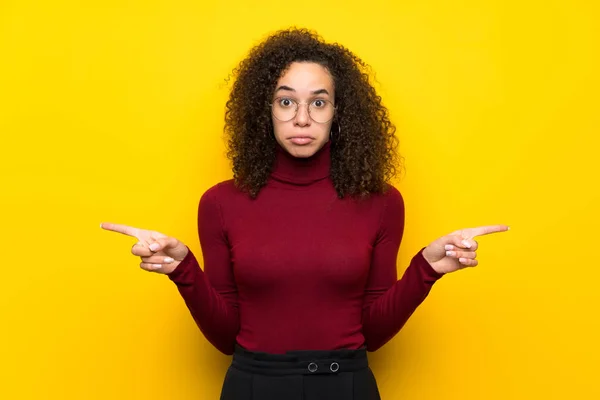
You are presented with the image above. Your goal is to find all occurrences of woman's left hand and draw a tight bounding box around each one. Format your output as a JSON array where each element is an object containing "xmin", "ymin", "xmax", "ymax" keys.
[{"xmin": 422, "ymin": 225, "xmax": 509, "ymax": 274}]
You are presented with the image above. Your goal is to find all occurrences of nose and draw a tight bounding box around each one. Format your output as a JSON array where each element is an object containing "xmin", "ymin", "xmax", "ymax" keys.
[{"xmin": 294, "ymin": 103, "xmax": 311, "ymax": 126}]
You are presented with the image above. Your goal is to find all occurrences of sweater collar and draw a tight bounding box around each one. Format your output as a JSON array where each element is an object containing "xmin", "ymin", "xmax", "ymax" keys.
[{"xmin": 270, "ymin": 140, "xmax": 332, "ymax": 185}]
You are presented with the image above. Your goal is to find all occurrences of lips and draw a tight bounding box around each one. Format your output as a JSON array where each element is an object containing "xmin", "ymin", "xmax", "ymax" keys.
[{"xmin": 289, "ymin": 136, "xmax": 315, "ymax": 145}]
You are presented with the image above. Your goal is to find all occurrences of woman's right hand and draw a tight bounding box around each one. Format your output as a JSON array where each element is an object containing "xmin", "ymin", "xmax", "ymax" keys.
[{"xmin": 100, "ymin": 222, "xmax": 189, "ymax": 274}]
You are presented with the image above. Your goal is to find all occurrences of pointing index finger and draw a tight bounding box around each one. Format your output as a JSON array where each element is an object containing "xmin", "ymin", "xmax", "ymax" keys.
[
  {"xmin": 100, "ymin": 222, "xmax": 141, "ymax": 239},
  {"xmin": 467, "ymin": 225, "xmax": 510, "ymax": 238}
]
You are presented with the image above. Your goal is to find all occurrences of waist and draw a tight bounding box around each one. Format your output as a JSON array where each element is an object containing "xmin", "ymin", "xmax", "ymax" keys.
[{"xmin": 231, "ymin": 344, "xmax": 369, "ymax": 376}]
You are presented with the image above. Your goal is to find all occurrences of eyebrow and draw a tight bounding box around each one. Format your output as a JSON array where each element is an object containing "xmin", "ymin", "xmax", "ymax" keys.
[{"xmin": 275, "ymin": 85, "xmax": 330, "ymax": 96}]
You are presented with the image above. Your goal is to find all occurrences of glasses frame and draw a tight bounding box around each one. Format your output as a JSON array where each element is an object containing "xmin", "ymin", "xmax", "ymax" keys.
[{"xmin": 269, "ymin": 96, "xmax": 337, "ymax": 124}]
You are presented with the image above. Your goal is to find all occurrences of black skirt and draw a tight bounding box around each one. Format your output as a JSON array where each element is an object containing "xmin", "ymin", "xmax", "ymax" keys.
[{"xmin": 219, "ymin": 344, "xmax": 381, "ymax": 400}]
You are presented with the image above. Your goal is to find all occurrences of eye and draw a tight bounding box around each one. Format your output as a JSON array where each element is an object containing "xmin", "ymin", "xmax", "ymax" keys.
[
  {"xmin": 278, "ymin": 98, "xmax": 295, "ymax": 108},
  {"xmin": 312, "ymin": 99, "xmax": 326, "ymax": 108}
]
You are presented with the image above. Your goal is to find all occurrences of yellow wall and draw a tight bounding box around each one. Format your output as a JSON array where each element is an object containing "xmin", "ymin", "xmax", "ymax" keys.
[{"xmin": 1, "ymin": 1, "xmax": 598, "ymax": 398}]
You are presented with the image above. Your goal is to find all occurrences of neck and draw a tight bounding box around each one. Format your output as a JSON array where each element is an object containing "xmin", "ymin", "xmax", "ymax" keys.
[{"xmin": 270, "ymin": 141, "xmax": 332, "ymax": 185}]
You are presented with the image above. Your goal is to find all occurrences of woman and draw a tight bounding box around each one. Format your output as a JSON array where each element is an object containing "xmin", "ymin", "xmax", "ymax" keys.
[{"xmin": 101, "ymin": 28, "xmax": 508, "ymax": 400}]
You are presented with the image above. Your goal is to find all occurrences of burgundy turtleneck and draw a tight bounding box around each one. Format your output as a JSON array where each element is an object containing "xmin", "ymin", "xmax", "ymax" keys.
[{"xmin": 168, "ymin": 140, "xmax": 444, "ymax": 355}]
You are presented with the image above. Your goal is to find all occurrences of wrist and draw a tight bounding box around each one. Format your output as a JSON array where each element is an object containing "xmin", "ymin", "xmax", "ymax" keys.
[{"xmin": 422, "ymin": 246, "xmax": 434, "ymax": 264}]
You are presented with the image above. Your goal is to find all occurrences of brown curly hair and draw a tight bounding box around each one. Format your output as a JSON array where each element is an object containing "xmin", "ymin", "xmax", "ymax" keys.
[{"xmin": 224, "ymin": 27, "xmax": 402, "ymax": 199}]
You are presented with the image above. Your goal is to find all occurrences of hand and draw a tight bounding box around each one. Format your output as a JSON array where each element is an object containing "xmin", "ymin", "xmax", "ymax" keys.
[
  {"xmin": 422, "ymin": 225, "xmax": 509, "ymax": 274},
  {"xmin": 100, "ymin": 222, "xmax": 189, "ymax": 274}
]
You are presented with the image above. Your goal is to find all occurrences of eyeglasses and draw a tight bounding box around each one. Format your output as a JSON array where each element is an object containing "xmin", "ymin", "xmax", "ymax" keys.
[{"xmin": 269, "ymin": 97, "xmax": 336, "ymax": 124}]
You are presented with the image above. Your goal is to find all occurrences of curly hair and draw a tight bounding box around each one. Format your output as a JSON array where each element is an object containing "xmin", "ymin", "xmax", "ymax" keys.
[{"xmin": 224, "ymin": 27, "xmax": 402, "ymax": 199}]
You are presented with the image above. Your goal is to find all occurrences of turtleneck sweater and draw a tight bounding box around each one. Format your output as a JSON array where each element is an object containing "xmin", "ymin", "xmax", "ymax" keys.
[{"xmin": 168, "ymin": 140, "xmax": 444, "ymax": 355}]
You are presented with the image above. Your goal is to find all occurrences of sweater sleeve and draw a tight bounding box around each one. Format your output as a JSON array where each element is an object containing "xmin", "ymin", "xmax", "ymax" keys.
[
  {"xmin": 167, "ymin": 185, "xmax": 239, "ymax": 355},
  {"xmin": 361, "ymin": 186, "xmax": 444, "ymax": 352}
]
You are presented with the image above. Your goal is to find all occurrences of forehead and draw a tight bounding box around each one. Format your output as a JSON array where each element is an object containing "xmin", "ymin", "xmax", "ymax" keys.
[{"xmin": 276, "ymin": 62, "xmax": 334, "ymax": 90}]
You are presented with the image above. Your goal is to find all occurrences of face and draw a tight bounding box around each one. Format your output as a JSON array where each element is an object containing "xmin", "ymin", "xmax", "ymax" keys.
[{"xmin": 271, "ymin": 62, "xmax": 335, "ymax": 158}]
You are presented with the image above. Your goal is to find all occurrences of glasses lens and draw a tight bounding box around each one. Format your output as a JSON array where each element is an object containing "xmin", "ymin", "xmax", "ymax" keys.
[
  {"xmin": 272, "ymin": 98, "xmax": 297, "ymax": 121},
  {"xmin": 309, "ymin": 99, "xmax": 334, "ymax": 123}
]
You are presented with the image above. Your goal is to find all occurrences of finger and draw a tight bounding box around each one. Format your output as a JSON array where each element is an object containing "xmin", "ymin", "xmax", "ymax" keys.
[
  {"xmin": 445, "ymin": 240, "xmax": 478, "ymax": 251},
  {"xmin": 445, "ymin": 250, "xmax": 477, "ymax": 260},
  {"xmin": 140, "ymin": 255, "xmax": 175, "ymax": 264},
  {"xmin": 100, "ymin": 222, "xmax": 142, "ymax": 239},
  {"xmin": 465, "ymin": 225, "xmax": 509, "ymax": 239},
  {"xmin": 458, "ymin": 258, "xmax": 478, "ymax": 267},
  {"xmin": 148, "ymin": 236, "xmax": 179, "ymax": 252},
  {"xmin": 140, "ymin": 262, "xmax": 163, "ymax": 272},
  {"xmin": 131, "ymin": 241, "xmax": 153, "ymax": 257},
  {"xmin": 447, "ymin": 235, "xmax": 479, "ymax": 250}
]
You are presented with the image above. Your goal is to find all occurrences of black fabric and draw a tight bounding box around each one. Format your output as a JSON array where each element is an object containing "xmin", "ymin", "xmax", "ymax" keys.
[{"xmin": 219, "ymin": 344, "xmax": 381, "ymax": 400}]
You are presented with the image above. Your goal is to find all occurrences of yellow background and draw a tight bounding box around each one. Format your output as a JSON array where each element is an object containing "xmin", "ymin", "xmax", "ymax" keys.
[{"xmin": 1, "ymin": 0, "xmax": 599, "ymax": 398}]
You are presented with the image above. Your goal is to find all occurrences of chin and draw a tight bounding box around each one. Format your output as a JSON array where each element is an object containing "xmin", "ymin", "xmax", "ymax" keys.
[
  {"xmin": 287, "ymin": 146, "xmax": 316, "ymax": 158},
  {"xmin": 288, "ymin": 141, "xmax": 328, "ymax": 158}
]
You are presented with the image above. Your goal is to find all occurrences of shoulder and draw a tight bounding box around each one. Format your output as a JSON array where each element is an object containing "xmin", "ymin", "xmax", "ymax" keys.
[
  {"xmin": 382, "ymin": 183, "xmax": 403, "ymax": 201},
  {"xmin": 372, "ymin": 183, "xmax": 405, "ymax": 211},
  {"xmin": 345, "ymin": 184, "xmax": 405, "ymax": 215},
  {"xmin": 199, "ymin": 179, "xmax": 250, "ymax": 209},
  {"xmin": 375, "ymin": 184, "xmax": 405, "ymax": 225},
  {"xmin": 201, "ymin": 179, "xmax": 235, "ymax": 199}
]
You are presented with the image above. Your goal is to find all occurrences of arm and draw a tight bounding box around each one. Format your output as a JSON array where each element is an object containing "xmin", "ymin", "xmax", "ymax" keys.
[
  {"xmin": 361, "ymin": 187, "xmax": 444, "ymax": 352},
  {"xmin": 168, "ymin": 185, "xmax": 239, "ymax": 355}
]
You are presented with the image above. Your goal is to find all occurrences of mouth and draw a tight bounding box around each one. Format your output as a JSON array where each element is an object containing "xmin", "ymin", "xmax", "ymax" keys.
[{"xmin": 288, "ymin": 136, "xmax": 315, "ymax": 145}]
